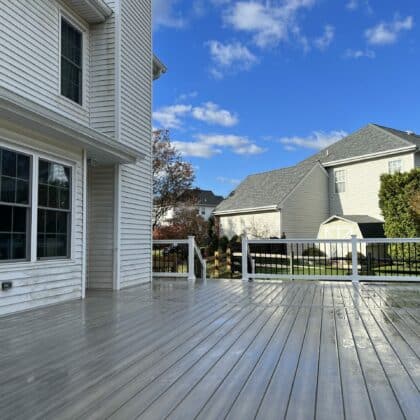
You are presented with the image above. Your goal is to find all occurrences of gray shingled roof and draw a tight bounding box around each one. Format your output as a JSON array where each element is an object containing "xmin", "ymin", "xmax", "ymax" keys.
[
  {"xmin": 180, "ymin": 189, "xmax": 224, "ymax": 206},
  {"xmin": 326, "ymin": 215, "xmax": 385, "ymax": 238},
  {"xmin": 215, "ymin": 124, "xmax": 419, "ymax": 214}
]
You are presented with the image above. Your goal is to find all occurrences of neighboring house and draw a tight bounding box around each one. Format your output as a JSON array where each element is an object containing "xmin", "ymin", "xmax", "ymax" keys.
[
  {"xmin": 214, "ymin": 124, "xmax": 420, "ymax": 239},
  {"xmin": 0, "ymin": 1, "xmax": 164, "ymax": 316},
  {"xmin": 158, "ymin": 188, "xmax": 224, "ymax": 225}
]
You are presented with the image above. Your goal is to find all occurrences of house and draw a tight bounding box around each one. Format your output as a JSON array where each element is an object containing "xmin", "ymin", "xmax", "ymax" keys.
[
  {"xmin": 157, "ymin": 188, "xmax": 224, "ymax": 225},
  {"xmin": 214, "ymin": 124, "xmax": 420, "ymax": 239},
  {"xmin": 0, "ymin": 1, "xmax": 163, "ymax": 316}
]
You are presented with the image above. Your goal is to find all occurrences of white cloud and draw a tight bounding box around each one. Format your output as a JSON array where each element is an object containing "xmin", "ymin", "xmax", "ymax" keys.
[
  {"xmin": 153, "ymin": 104, "xmax": 192, "ymax": 129},
  {"xmin": 207, "ymin": 40, "xmax": 258, "ymax": 76},
  {"xmin": 279, "ymin": 130, "xmax": 348, "ymax": 151},
  {"xmin": 346, "ymin": 0, "xmax": 358, "ymax": 10},
  {"xmin": 365, "ymin": 16, "xmax": 413, "ymax": 46},
  {"xmin": 172, "ymin": 141, "xmax": 221, "ymax": 158},
  {"xmin": 223, "ymin": 0, "xmax": 315, "ymax": 48},
  {"xmin": 192, "ymin": 103, "xmax": 238, "ymax": 127},
  {"xmin": 344, "ymin": 48, "xmax": 375, "ymax": 59},
  {"xmin": 177, "ymin": 91, "xmax": 198, "ymax": 102},
  {"xmin": 217, "ymin": 176, "xmax": 241, "ymax": 186},
  {"xmin": 153, "ymin": 102, "xmax": 238, "ymax": 128},
  {"xmin": 173, "ymin": 134, "xmax": 266, "ymax": 158},
  {"xmin": 314, "ymin": 25, "xmax": 335, "ymax": 50},
  {"xmin": 153, "ymin": 0, "xmax": 185, "ymax": 29}
]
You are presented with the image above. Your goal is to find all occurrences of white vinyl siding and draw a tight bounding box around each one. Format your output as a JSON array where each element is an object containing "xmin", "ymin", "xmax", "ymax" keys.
[
  {"xmin": 87, "ymin": 165, "xmax": 114, "ymax": 289},
  {"xmin": 219, "ymin": 211, "xmax": 281, "ymax": 240},
  {"xmin": 328, "ymin": 153, "xmax": 416, "ymax": 220},
  {"xmin": 0, "ymin": 0, "xmax": 90, "ymax": 126},
  {"xmin": 117, "ymin": 0, "xmax": 153, "ymax": 288},
  {"xmin": 0, "ymin": 129, "xmax": 84, "ymax": 316},
  {"xmin": 89, "ymin": 0, "xmax": 116, "ymax": 137},
  {"xmin": 281, "ymin": 165, "xmax": 329, "ymax": 238}
]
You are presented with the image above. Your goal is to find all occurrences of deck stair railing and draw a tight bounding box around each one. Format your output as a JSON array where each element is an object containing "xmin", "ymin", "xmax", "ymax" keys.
[
  {"xmin": 153, "ymin": 236, "xmax": 206, "ymax": 282},
  {"xmin": 241, "ymin": 236, "xmax": 420, "ymax": 283}
]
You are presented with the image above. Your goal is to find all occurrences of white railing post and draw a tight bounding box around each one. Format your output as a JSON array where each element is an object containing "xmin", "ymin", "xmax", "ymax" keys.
[
  {"xmin": 242, "ymin": 237, "xmax": 249, "ymax": 282},
  {"xmin": 188, "ymin": 236, "xmax": 196, "ymax": 282},
  {"xmin": 351, "ymin": 235, "xmax": 359, "ymax": 284}
]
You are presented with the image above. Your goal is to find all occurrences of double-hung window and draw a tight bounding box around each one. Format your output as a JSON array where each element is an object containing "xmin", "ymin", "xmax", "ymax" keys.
[
  {"xmin": 0, "ymin": 148, "xmax": 31, "ymax": 261},
  {"xmin": 388, "ymin": 159, "xmax": 402, "ymax": 175},
  {"xmin": 61, "ymin": 18, "xmax": 83, "ymax": 105},
  {"xmin": 334, "ymin": 170, "xmax": 346, "ymax": 194},
  {"xmin": 38, "ymin": 160, "xmax": 71, "ymax": 259}
]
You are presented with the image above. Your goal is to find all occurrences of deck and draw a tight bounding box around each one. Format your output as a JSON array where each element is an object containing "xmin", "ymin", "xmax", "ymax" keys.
[{"xmin": 1, "ymin": 279, "xmax": 420, "ymax": 419}]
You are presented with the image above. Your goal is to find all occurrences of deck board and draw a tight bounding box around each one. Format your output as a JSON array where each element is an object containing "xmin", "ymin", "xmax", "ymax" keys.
[{"xmin": 0, "ymin": 280, "xmax": 419, "ymax": 420}]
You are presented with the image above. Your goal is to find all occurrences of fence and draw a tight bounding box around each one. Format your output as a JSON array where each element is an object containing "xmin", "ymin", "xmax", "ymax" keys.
[
  {"xmin": 242, "ymin": 236, "xmax": 420, "ymax": 283},
  {"xmin": 153, "ymin": 237, "xmax": 206, "ymax": 282}
]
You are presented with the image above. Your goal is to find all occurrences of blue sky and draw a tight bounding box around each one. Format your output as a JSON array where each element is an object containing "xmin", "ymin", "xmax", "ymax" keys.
[{"xmin": 152, "ymin": 0, "xmax": 420, "ymax": 196}]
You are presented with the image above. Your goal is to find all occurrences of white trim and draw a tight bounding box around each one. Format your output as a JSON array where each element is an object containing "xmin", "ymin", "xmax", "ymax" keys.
[
  {"xmin": 323, "ymin": 146, "xmax": 416, "ymax": 167},
  {"xmin": 113, "ymin": 164, "xmax": 121, "ymax": 290},
  {"xmin": 114, "ymin": 0, "xmax": 122, "ymax": 142},
  {"xmin": 81, "ymin": 149, "xmax": 87, "ymax": 298},
  {"xmin": 214, "ymin": 205, "xmax": 278, "ymax": 216},
  {"xmin": 30, "ymin": 158, "xmax": 39, "ymax": 263},
  {"xmin": 152, "ymin": 272, "xmax": 190, "ymax": 278},
  {"xmin": 0, "ymin": 86, "xmax": 140, "ymax": 164},
  {"xmin": 0, "ymin": 139, "xmax": 78, "ymax": 266},
  {"xmin": 320, "ymin": 215, "xmax": 359, "ymax": 226}
]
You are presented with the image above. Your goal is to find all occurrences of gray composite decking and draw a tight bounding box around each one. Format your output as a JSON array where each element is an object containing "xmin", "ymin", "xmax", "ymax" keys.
[{"xmin": 1, "ymin": 279, "xmax": 420, "ymax": 420}]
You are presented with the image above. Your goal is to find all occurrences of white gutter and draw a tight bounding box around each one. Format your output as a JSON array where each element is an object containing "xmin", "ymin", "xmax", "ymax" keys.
[
  {"xmin": 214, "ymin": 205, "xmax": 279, "ymax": 216},
  {"xmin": 63, "ymin": 0, "xmax": 113, "ymax": 23},
  {"xmin": 0, "ymin": 86, "xmax": 141, "ymax": 164},
  {"xmin": 323, "ymin": 146, "xmax": 417, "ymax": 167}
]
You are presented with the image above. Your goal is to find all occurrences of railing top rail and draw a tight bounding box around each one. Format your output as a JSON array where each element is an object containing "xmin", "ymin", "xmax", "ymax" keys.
[
  {"xmin": 246, "ymin": 239, "xmax": 352, "ymax": 244},
  {"xmin": 360, "ymin": 238, "xmax": 420, "ymax": 244},
  {"xmin": 153, "ymin": 239, "xmax": 189, "ymax": 245},
  {"xmin": 246, "ymin": 237, "xmax": 420, "ymax": 244}
]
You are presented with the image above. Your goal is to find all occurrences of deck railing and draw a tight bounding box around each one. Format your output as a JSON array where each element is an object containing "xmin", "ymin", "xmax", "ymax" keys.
[
  {"xmin": 242, "ymin": 236, "xmax": 420, "ymax": 283},
  {"xmin": 153, "ymin": 236, "xmax": 206, "ymax": 282}
]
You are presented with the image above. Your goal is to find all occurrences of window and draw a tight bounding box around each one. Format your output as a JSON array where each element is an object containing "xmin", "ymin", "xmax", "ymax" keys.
[
  {"xmin": 61, "ymin": 18, "xmax": 83, "ymax": 105},
  {"xmin": 334, "ymin": 170, "xmax": 346, "ymax": 193},
  {"xmin": 37, "ymin": 160, "xmax": 71, "ymax": 259},
  {"xmin": 389, "ymin": 159, "xmax": 402, "ymax": 174},
  {"xmin": 0, "ymin": 148, "xmax": 30, "ymax": 261}
]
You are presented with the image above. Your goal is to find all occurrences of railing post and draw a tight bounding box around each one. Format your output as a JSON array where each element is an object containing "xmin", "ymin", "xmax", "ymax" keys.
[
  {"xmin": 188, "ymin": 236, "xmax": 196, "ymax": 282},
  {"xmin": 242, "ymin": 237, "xmax": 249, "ymax": 282},
  {"xmin": 351, "ymin": 235, "xmax": 359, "ymax": 284}
]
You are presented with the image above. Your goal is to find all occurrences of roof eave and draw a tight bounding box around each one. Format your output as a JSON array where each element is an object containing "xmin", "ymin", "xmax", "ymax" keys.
[
  {"xmin": 0, "ymin": 86, "xmax": 141, "ymax": 165},
  {"xmin": 323, "ymin": 146, "xmax": 417, "ymax": 167},
  {"xmin": 153, "ymin": 55, "xmax": 167, "ymax": 81},
  {"xmin": 63, "ymin": 0, "xmax": 113, "ymax": 23},
  {"xmin": 214, "ymin": 205, "xmax": 279, "ymax": 216}
]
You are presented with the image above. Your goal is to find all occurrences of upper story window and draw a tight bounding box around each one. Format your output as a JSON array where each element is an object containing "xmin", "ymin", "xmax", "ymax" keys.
[
  {"xmin": 334, "ymin": 170, "xmax": 346, "ymax": 193},
  {"xmin": 388, "ymin": 159, "xmax": 402, "ymax": 175},
  {"xmin": 0, "ymin": 148, "xmax": 31, "ymax": 261},
  {"xmin": 61, "ymin": 18, "xmax": 83, "ymax": 105}
]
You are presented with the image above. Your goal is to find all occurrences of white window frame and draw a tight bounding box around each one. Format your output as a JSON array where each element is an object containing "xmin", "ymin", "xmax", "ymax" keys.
[
  {"xmin": 334, "ymin": 169, "xmax": 346, "ymax": 194},
  {"xmin": 388, "ymin": 159, "xmax": 402, "ymax": 175},
  {"xmin": 57, "ymin": 8, "xmax": 88, "ymax": 110},
  {"xmin": 0, "ymin": 138, "xmax": 77, "ymax": 264}
]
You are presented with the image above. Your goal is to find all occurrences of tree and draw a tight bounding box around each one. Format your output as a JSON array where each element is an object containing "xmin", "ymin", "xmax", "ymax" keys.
[
  {"xmin": 379, "ymin": 168, "xmax": 420, "ymax": 238},
  {"xmin": 379, "ymin": 168, "xmax": 420, "ymax": 260},
  {"xmin": 153, "ymin": 129, "xmax": 194, "ymax": 228}
]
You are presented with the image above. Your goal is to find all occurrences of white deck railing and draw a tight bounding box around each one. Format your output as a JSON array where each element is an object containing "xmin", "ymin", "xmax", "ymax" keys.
[
  {"xmin": 153, "ymin": 236, "xmax": 206, "ymax": 282},
  {"xmin": 242, "ymin": 236, "xmax": 420, "ymax": 283}
]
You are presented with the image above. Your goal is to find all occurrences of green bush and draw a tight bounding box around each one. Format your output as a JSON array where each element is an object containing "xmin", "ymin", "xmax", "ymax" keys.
[
  {"xmin": 379, "ymin": 168, "xmax": 420, "ymax": 259},
  {"xmin": 302, "ymin": 246, "xmax": 326, "ymax": 257}
]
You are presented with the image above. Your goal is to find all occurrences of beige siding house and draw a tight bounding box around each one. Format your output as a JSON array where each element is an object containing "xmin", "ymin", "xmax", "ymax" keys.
[
  {"xmin": 215, "ymin": 124, "xmax": 420, "ymax": 239},
  {"xmin": 0, "ymin": 0, "xmax": 164, "ymax": 316}
]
